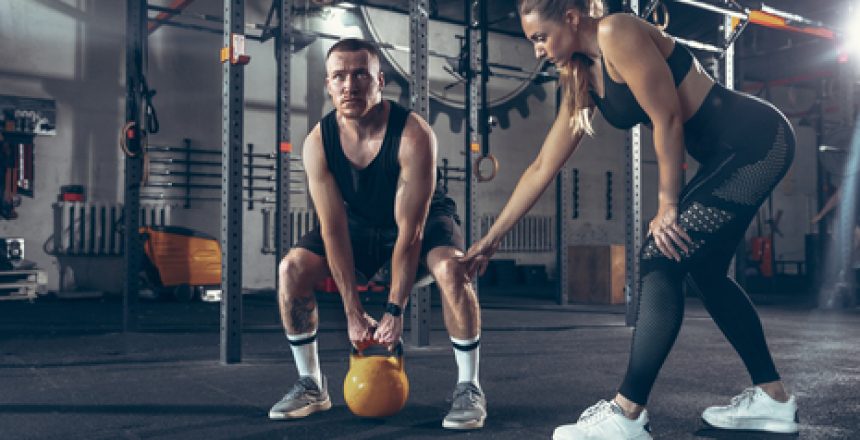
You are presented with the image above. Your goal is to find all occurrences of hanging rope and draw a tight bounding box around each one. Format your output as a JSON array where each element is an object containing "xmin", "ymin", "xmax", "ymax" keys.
[{"xmin": 141, "ymin": 75, "xmax": 160, "ymax": 135}]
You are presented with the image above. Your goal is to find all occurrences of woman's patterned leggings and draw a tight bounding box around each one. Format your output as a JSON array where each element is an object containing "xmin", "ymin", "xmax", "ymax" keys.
[{"xmin": 619, "ymin": 85, "xmax": 796, "ymax": 405}]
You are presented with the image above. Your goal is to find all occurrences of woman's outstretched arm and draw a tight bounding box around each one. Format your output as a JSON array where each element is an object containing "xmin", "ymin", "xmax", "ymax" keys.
[{"xmin": 461, "ymin": 98, "xmax": 588, "ymax": 275}]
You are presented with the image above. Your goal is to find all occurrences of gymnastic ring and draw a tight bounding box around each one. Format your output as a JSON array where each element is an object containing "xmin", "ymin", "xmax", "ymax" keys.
[
  {"xmin": 119, "ymin": 121, "xmax": 147, "ymax": 158},
  {"xmin": 119, "ymin": 121, "xmax": 150, "ymax": 184},
  {"xmin": 474, "ymin": 154, "xmax": 498, "ymax": 182},
  {"xmin": 652, "ymin": 3, "xmax": 669, "ymax": 31}
]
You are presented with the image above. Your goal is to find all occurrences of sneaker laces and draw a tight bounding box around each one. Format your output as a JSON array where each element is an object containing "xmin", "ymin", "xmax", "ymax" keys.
[
  {"xmin": 285, "ymin": 377, "xmax": 318, "ymax": 400},
  {"xmin": 728, "ymin": 387, "xmax": 757, "ymax": 409},
  {"xmin": 451, "ymin": 383, "xmax": 481, "ymax": 409},
  {"xmin": 577, "ymin": 400, "xmax": 615, "ymax": 425}
]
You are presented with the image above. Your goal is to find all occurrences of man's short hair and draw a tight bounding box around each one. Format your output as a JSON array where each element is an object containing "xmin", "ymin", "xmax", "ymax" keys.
[{"xmin": 325, "ymin": 38, "xmax": 383, "ymax": 65}]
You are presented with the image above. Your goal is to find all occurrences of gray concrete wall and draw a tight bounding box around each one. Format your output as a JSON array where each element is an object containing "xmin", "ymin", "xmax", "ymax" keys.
[{"xmin": 0, "ymin": 0, "xmax": 126, "ymax": 293}]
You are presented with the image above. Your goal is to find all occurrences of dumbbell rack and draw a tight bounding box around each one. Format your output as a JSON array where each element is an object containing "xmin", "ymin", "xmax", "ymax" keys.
[{"xmin": 0, "ymin": 269, "xmax": 47, "ymax": 301}]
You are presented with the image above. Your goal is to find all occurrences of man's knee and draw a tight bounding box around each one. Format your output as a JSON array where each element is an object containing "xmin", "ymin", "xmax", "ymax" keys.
[
  {"xmin": 278, "ymin": 249, "xmax": 319, "ymax": 295},
  {"xmin": 433, "ymin": 256, "xmax": 469, "ymax": 295}
]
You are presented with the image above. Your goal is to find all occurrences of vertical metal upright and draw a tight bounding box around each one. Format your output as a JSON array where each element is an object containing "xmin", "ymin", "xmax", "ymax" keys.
[
  {"xmin": 556, "ymin": 169, "xmax": 570, "ymax": 304},
  {"xmin": 276, "ymin": 0, "xmax": 293, "ymax": 269},
  {"xmin": 478, "ymin": 0, "xmax": 489, "ymax": 176},
  {"xmin": 465, "ymin": 1, "xmax": 481, "ymax": 268},
  {"xmin": 624, "ymin": 0, "xmax": 642, "ymax": 326},
  {"xmin": 221, "ymin": 0, "xmax": 244, "ymax": 364},
  {"xmin": 722, "ymin": 15, "xmax": 735, "ymax": 106},
  {"xmin": 409, "ymin": 0, "xmax": 430, "ymax": 120},
  {"xmin": 408, "ymin": 0, "xmax": 432, "ymax": 347},
  {"xmin": 123, "ymin": 0, "xmax": 147, "ymax": 332},
  {"xmin": 555, "ymin": 85, "xmax": 569, "ymax": 304},
  {"xmin": 723, "ymin": 14, "xmax": 737, "ymax": 279}
]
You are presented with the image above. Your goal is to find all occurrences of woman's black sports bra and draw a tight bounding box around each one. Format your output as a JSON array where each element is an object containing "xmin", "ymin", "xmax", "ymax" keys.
[{"xmin": 588, "ymin": 42, "xmax": 693, "ymax": 129}]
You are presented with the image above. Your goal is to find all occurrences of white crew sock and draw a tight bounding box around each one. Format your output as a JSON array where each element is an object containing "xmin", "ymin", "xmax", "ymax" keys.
[
  {"xmin": 450, "ymin": 335, "xmax": 480, "ymax": 388},
  {"xmin": 287, "ymin": 331, "xmax": 322, "ymax": 388}
]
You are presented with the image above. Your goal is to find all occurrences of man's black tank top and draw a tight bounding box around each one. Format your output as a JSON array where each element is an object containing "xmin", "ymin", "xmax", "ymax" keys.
[{"xmin": 320, "ymin": 100, "xmax": 456, "ymax": 228}]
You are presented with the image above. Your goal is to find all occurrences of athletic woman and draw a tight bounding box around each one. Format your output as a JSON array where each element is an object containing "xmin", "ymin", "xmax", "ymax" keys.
[{"xmin": 460, "ymin": 1, "xmax": 797, "ymax": 438}]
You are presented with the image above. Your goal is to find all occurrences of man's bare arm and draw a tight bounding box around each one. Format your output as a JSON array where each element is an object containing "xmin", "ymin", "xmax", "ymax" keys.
[
  {"xmin": 303, "ymin": 126, "xmax": 362, "ymax": 318},
  {"xmin": 388, "ymin": 114, "xmax": 436, "ymax": 308}
]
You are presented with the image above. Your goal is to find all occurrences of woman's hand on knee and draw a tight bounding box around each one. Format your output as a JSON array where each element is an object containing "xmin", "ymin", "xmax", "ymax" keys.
[
  {"xmin": 649, "ymin": 204, "xmax": 693, "ymax": 262},
  {"xmin": 459, "ymin": 236, "xmax": 500, "ymax": 278}
]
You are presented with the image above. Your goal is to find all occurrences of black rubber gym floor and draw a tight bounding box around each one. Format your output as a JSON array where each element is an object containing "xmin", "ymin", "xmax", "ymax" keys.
[{"xmin": 1, "ymin": 288, "xmax": 857, "ymax": 439}]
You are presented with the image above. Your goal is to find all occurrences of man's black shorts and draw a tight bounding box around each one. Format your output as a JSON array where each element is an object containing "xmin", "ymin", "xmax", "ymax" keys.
[{"xmin": 295, "ymin": 214, "xmax": 464, "ymax": 280}]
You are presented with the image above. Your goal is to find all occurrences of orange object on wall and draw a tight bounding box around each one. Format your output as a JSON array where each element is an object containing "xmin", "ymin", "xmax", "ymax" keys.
[
  {"xmin": 749, "ymin": 236, "xmax": 773, "ymax": 277},
  {"xmin": 141, "ymin": 226, "xmax": 221, "ymax": 287},
  {"xmin": 749, "ymin": 236, "xmax": 765, "ymax": 261}
]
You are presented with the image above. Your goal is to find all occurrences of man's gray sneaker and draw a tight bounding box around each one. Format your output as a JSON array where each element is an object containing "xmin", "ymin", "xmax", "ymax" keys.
[
  {"xmin": 268, "ymin": 376, "xmax": 332, "ymax": 420},
  {"xmin": 442, "ymin": 382, "xmax": 486, "ymax": 430}
]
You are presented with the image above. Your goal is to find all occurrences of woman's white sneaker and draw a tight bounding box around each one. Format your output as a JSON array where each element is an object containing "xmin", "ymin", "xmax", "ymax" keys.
[
  {"xmin": 702, "ymin": 386, "xmax": 798, "ymax": 434},
  {"xmin": 553, "ymin": 400, "xmax": 652, "ymax": 440}
]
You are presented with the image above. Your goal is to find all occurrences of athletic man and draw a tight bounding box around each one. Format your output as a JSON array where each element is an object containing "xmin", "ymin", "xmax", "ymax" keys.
[{"xmin": 268, "ymin": 38, "xmax": 486, "ymax": 430}]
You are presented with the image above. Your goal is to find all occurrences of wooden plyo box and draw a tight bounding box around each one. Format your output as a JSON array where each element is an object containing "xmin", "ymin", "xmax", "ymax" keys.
[{"xmin": 567, "ymin": 245, "xmax": 625, "ymax": 305}]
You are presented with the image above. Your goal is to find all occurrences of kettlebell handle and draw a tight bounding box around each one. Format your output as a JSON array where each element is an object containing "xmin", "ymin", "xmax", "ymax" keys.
[{"xmin": 351, "ymin": 340, "xmax": 404, "ymax": 364}]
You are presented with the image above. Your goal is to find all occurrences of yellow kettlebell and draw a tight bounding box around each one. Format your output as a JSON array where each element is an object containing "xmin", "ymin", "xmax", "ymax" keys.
[{"xmin": 343, "ymin": 342, "xmax": 409, "ymax": 418}]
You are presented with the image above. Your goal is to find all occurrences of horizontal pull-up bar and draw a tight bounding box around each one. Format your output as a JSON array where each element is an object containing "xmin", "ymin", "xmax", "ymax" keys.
[
  {"xmin": 642, "ymin": 0, "xmax": 834, "ymax": 59},
  {"xmin": 645, "ymin": 0, "xmax": 835, "ymax": 40},
  {"xmin": 745, "ymin": 10, "xmax": 834, "ymax": 40},
  {"xmin": 673, "ymin": 36, "xmax": 723, "ymax": 53},
  {"xmin": 758, "ymin": 4, "xmax": 827, "ymax": 30},
  {"xmin": 673, "ymin": 0, "xmax": 746, "ymax": 20}
]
